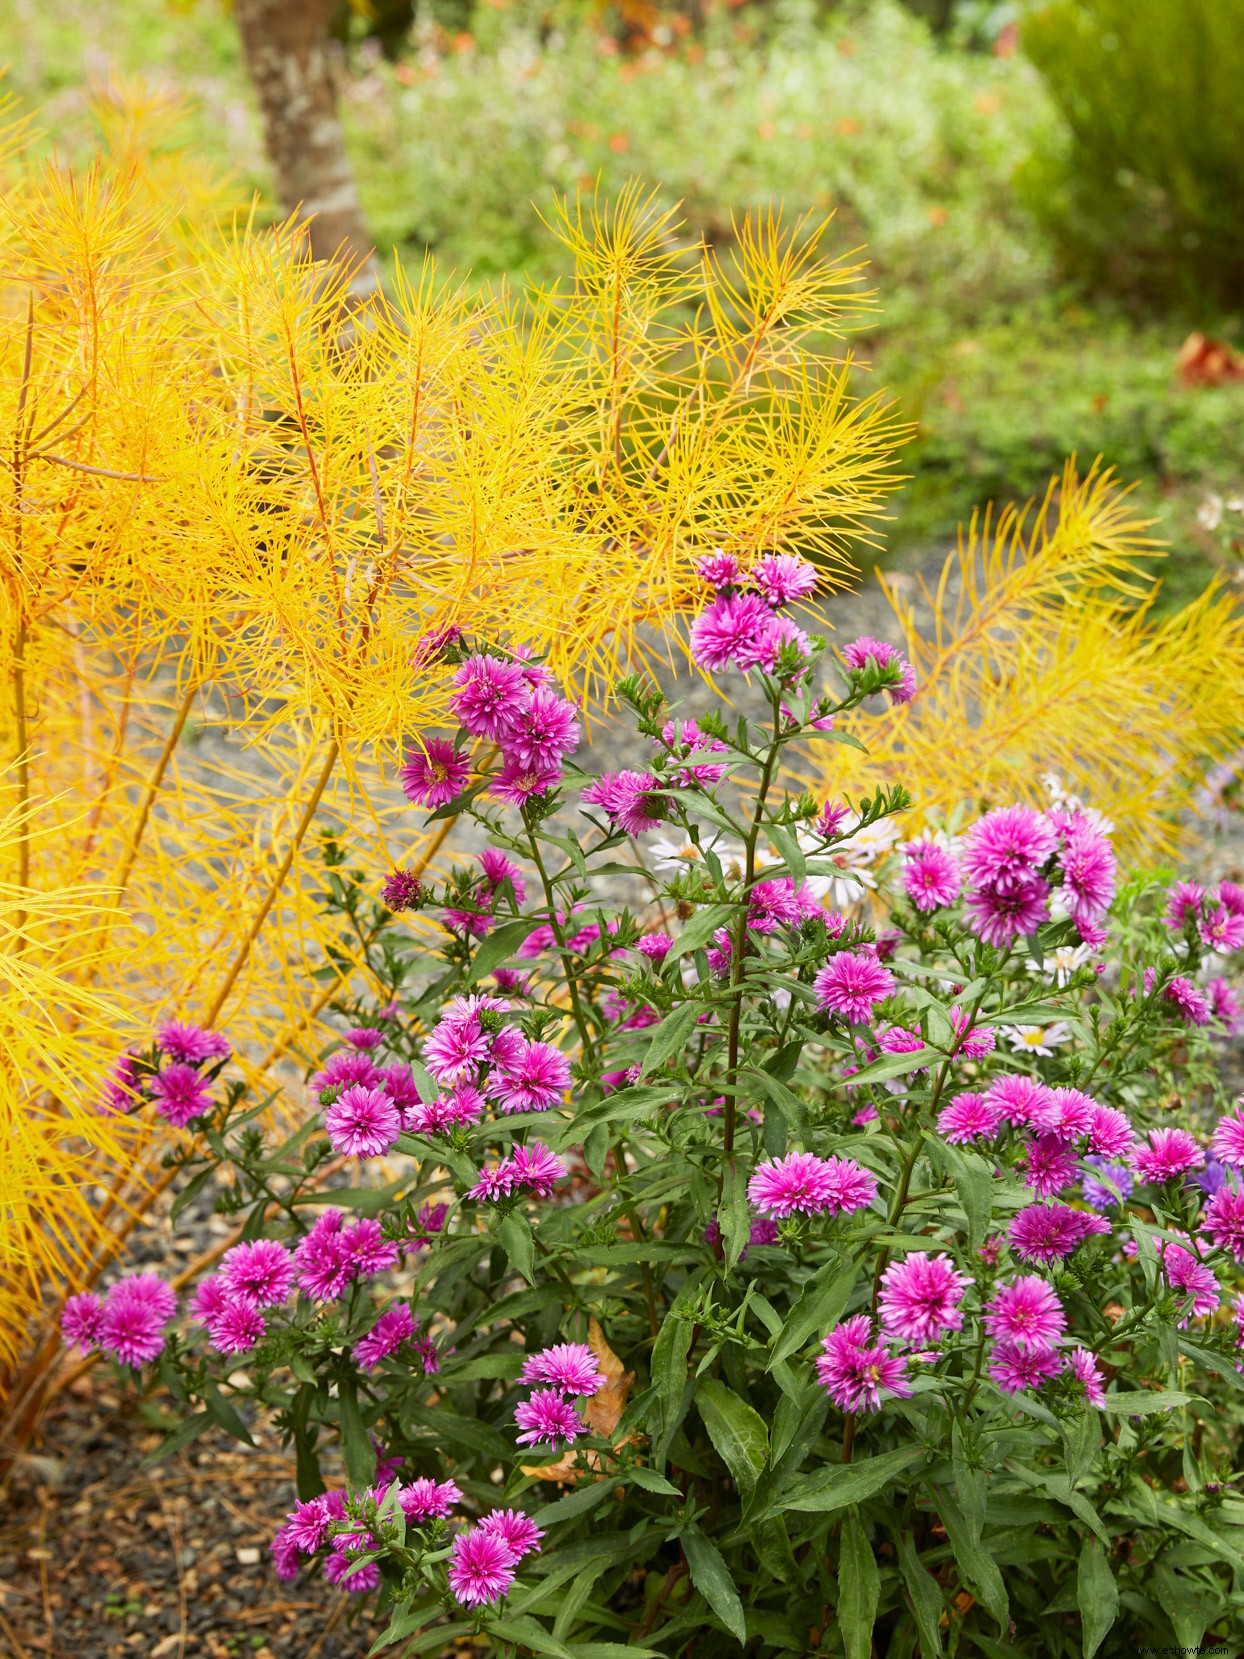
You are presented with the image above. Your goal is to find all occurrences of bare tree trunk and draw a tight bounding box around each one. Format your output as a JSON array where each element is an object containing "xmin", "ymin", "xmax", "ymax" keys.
[{"xmin": 234, "ymin": 0, "xmax": 380, "ymax": 297}]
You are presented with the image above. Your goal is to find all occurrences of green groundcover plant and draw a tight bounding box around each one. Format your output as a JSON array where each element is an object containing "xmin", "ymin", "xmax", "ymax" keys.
[{"xmin": 68, "ymin": 556, "xmax": 1244, "ymax": 1655}]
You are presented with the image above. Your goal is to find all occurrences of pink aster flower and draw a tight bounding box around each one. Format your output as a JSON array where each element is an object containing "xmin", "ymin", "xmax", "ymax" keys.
[
  {"xmin": 841, "ymin": 636, "xmax": 916, "ymax": 702},
  {"xmin": 514, "ymin": 1388, "xmax": 587, "ymax": 1448},
  {"xmin": 206, "ymin": 1298, "xmax": 267, "ymax": 1355},
  {"xmin": 752, "ymin": 552, "xmax": 819, "ymax": 606},
  {"xmin": 697, "ymin": 549, "xmax": 742, "ymax": 588},
  {"xmin": 878, "ymin": 1253, "xmax": 972, "ymax": 1345},
  {"xmin": 753, "ymin": 613, "xmax": 812, "ymax": 674},
  {"xmin": 1063, "ymin": 1346, "xmax": 1106, "ymax": 1407},
  {"xmin": 478, "ymin": 1509, "xmax": 544, "ymax": 1561},
  {"xmin": 747, "ymin": 1152, "xmax": 836, "ymax": 1218},
  {"xmin": 504, "ymin": 687, "xmax": 581, "ymax": 772},
  {"xmin": 1212, "ymin": 1103, "xmax": 1244, "ymax": 1167},
  {"xmin": 519, "ymin": 1343, "xmax": 605, "ymax": 1395},
  {"xmin": 689, "ymin": 590, "xmax": 777, "ymax": 673},
  {"xmin": 824, "ymin": 1155, "xmax": 879, "ymax": 1214},
  {"xmin": 340, "ymin": 1218, "xmax": 400, "ymax": 1278},
  {"xmin": 219, "ymin": 1240, "xmax": 295, "ymax": 1308},
  {"xmin": 62, "ymin": 1292, "xmax": 104, "ymax": 1351},
  {"xmin": 1054, "ymin": 813, "xmax": 1116, "ymax": 931},
  {"xmin": 983, "ymin": 1276, "xmax": 1066, "ymax": 1353},
  {"xmin": 149, "ymin": 1063, "xmax": 213, "ymax": 1128},
  {"xmin": 1208, "ymin": 978, "xmax": 1244, "ymax": 1033},
  {"xmin": 423, "ymin": 1013, "xmax": 492, "ymax": 1085},
  {"xmin": 310, "ymin": 1049, "xmax": 380, "ymax": 1095},
  {"xmin": 100, "ymin": 1050, "xmax": 143, "ymax": 1115},
  {"xmin": 580, "ymin": 770, "xmax": 671, "ymax": 837},
  {"xmin": 477, "ymin": 848, "xmax": 527, "ymax": 905},
  {"xmin": 324, "ymin": 1083, "xmax": 401, "ymax": 1159},
  {"xmin": 374, "ymin": 1063, "xmax": 423, "ymax": 1125},
  {"xmin": 816, "ymin": 799, "xmax": 852, "ymax": 837},
  {"xmin": 983, "ymin": 1075, "xmax": 1056, "ymax": 1129},
  {"xmin": 636, "ymin": 932, "xmax": 673, "ymax": 961},
  {"xmin": 747, "ymin": 877, "xmax": 811, "ymax": 933},
  {"xmin": 448, "ymin": 1528, "xmax": 517, "ymax": 1607},
  {"xmin": 815, "ymin": 1315, "xmax": 912, "ymax": 1413},
  {"xmin": 1019, "ymin": 1134, "xmax": 1079, "ymax": 1197},
  {"xmin": 962, "ymin": 807, "xmax": 1058, "ymax": 891},
  {"xmin": 468, "ymin": 1163, "xmax": 517, "ymax": 1202},
  {"xmin": 98, "ymin": 1278, "xmax": 175, "ymax": 1368},
  {"xmin": 950, "ymin": 1007, "xmax": 995, "ymax": 1059},
  {"xmin": 1042, "ymin": 1086, "xmax": 1097, "ymax": 1143},
  {"xmin": 189, "ymin": 1274, "xmax": 230, "ymax": 1325},
  {"xmin": 1163, "ymin": 1244, "xmax": 1220, "ymax": 1323},
  {"xmin": 988, "ymin": 1341, "xmax": 1062, "ymax": 1394},
  {"xmin": 270, "ymin": 1527, "xmax": 301, "ymax": 1582},
  {"xmin": 1203, "ymin": 1186, "xmax": 1244, "ymax": 1260},
  {"xmin": 399, "ymin": 1478, "xmax": 462, "ymax": 1524},
  {"xmin": 489, "ymin": 753, "xmax": 564, "ymax": 805},
  {"xmin": 1086, "ymin": 1103, "xmax": 1137, "ymax": 1159},
  {"xmin": 937, "ymin": 1091, "xmax": 1002, "ymax": 1144},
  {"xmin": 381, "ymin": 868, "xmax": 425, "ymax": 911},
  {"xmin": 1008, "ymin": 1204, "xmax": 1109, "ymax": 1266},
  {"xmin": 814, "ymin": 952, "xmax": 895, "ymax": 1022},
  {"xmin": 1134, "ymin": 1127, "xmax": 1204, "ymax": 1184},
  {"xmin": 657, "ymin": 719, "xmax": 729, "ymax": 787},
  {"xmin": 155, "ymin": 1020, "xmax": 231, "ymax": 1064},
  {"xmin": 324, "ymin": 1554, "xmax": 380, "ymax": 1593},
  {"xmin": 449, "ymin": 654, "xmax": 531, "ymax": 741},
  {"xmin": 1165, "ymin": 879, "xmax": 1204, "ymax": 931},
  {"xmin": 107, "ymin": 1273, "xmax": 177, "ymax": 1322},
  {"xmin": 292, "ymin": 1210, "xmax": 352, "ymax": 1301},
  {"xmin": 489, "ymin": 1038, "xmax": 571, "ymax": 1113},
  {"xmin": 1163, "ymin": 975, "xmax": 1213, "ymax": 1025},
  {"xmin": 354, "ymin": 1305, "xmax": 415, "ymax": 1372},
  {"xmin": 508, "ymin": 1141, "xmax": 567, "ymax": 1198},
  {"xmin": 400, "ymin": 737, "xmax": 471, "ymax": 809},
  {"xmin": 282, "ymin": 1496, "xmax": 332, "ymax": 1553},
  {"xmin": 903, "ymin": 841, "xmax": 962, "ymax": 912},
  {"xmin": 964, "ymin": 878, "xmax": 1050, "ymax": 947},
  {"xmin": 343, "ymin": 1026, "xmax": 384, "ymax": 1052},
  {"xmin": 1199, "ymin": 903, "xmax": 1244, "ymax": 953}
]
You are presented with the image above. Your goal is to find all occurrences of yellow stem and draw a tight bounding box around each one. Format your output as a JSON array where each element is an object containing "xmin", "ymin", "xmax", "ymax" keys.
[{"xmin": 113, "ymin": 681, "xmax": 198, "ymax": 901}]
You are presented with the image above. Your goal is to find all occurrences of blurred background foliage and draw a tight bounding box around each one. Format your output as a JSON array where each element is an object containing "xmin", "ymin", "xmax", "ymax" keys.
[{"xmin": 3, "ymin": 0, "xmax": 1242, "ymax": 590}]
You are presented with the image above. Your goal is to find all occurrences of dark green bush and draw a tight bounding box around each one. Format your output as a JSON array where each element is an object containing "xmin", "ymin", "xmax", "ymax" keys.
[{"xmin": 1021, "ymin": 0, "xmax": 1244, "ymax": 310}]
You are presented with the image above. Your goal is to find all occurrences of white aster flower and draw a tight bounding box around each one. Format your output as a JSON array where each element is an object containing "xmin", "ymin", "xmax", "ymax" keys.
[
  {"xmin": 1005, "ymin": 1022, "xmax": 1073, "ymax": 1056},
  {"xmin": 1028, "ymin": 942, "xmax": 1092, "ymax": 987}
]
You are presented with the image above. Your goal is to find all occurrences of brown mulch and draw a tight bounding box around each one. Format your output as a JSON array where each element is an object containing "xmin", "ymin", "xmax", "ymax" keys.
[{"xmin": 0, "ymin": 1376, "xmax": 390, "ymax": 1659}]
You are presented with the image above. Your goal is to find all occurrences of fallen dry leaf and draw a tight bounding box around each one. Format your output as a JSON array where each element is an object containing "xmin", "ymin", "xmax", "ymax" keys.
[{"xmin": 521, "ymin": 1316, "xmax": 636, "ymax": 1483}]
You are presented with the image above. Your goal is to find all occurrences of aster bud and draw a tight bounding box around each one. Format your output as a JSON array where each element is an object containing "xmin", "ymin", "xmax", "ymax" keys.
[{"xmin": 381, "ymin": 869, "xmax": 427, "ymax": 912}]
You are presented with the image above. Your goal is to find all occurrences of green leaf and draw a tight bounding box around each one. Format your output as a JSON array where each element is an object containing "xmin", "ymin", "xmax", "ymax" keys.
[
  {"xmin": 743, "ymin": 1066, "xmax": 807, "ymax": 1134},
  {"xmin": 1063, "ymin": 1410, "xmax": 1101, "ymax": 1488},
  {"xmin": 1177, "ymin": 1335, "xmax": 1244, "ymax": 1390},
  {"xmin": 637, "ymin": 1001, "xmax": 703, "ymax": 1080},
  {"xmin": 697, "ymin": 1377, "xmax": 768, "ymax": 1503},
  {"xmin": 768, "ymin": 1260, "xmax": 858, "ymax": 1369},
  {"xmin": 898, "ymin": 1532, "xmax": 944, "ymax": 1659},
  {"xmin": 534, "ymin": 1478, "xmax": 621, "ymax": 1526},
  {"xmin": 368, "ymin": 1596, "xmax": 441, "ymax": 1653},
  {"xmin": 719, "ymin": 1157, "xmax": 752, "ymax": 1270},
  {"xmin": 497, "ymin": 1211, "xmax": 536, "ymax": 1284},
  {"xmin": 674, "ymin": 904, "xmax": 737, "ymax": 960},
  {"xmin": 1099, "ymin": 1389, "xmax": 1201, "ymax": 1415},
  {"xmin": 568, "ymin": 1647, "xmax": 663, "ymax": 1659},
  {"xmin": 840, "ymin": 1045, "xmax": 940, "ymax": 1085},
  {"xmin": 486, "ymin": 1617, "xmax": 575, "ymax": 1659},
  {"xmin": 839, "ymin": 1509, "xmax": 880, "ymax": 1659},
  {"xmin": 170, "ymin": 1165, "xmax": 215, "ymax": 1221},
  {"xmin": 467, "ymin": 917, "xmax": 544, "ymax": 984},
  {"xmin": 1076, "ymin": 1535, "xmax": 1118, "ymax": 1659},
  {"xmin": 766, "ymin": 824, "xmax": 805, "ymax": 881},
  {"xmin": 780, "ymin": 1444, "xmax": 924, "ymax": 1516},
  {"xmin": 682, "ymin": 1524, "xmax": 746, "ymax": 1644},
  {"xmin": 144, "ymin": 1409, "xmax": 211, "ymax": 1466},
  {"xmin": 1151, "ymin": 1562, "xmax": 1210, "ymax": 1648},
  {"xmin": 203, "ymin": 1380, "xmax": 255, "ymax": 1448},
  {"xmin": 626, "ymin": 1464, "xmax": 682, "ymax": 1496},
  {"xmin": 931, "ymin": 1136, "xmax": 993, "ymax": 1249},
  {"xmin": 952, "ymin": 1423, "xmax": 986, "ymax": 1546},
  {"xmin": 338, "ymin": 1377, "xmax": 376, "ymax": 1489},
  {"xmin": 933, "ymin": 1486, "xmax": 1008, "ymax": 1633},
  {"xmin": 380, "ymin": 1621, "xmax": 472, "ymax": 1656}
]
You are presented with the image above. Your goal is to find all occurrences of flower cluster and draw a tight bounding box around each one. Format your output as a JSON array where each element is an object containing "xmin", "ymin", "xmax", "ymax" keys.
[
  {"xmin": 513, "ymin": 1341, "xmax": 604, "ymax": 1449},
  {"xmin": 99, "ymin": 1019, "xmax": 229, "ymax": 1126},
  {"xmin": 747, "ymin": 1151, "xmax": 878, "ymax": 1220},
  {"xmin": 62, "ymin": 1274, "xmax": 177, "ymax": 1368}
]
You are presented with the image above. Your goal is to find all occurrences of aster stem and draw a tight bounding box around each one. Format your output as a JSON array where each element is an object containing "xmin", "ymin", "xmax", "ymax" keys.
[{"xmin": 522, "ymin": 816, "xmax": 596, "ymax": 1068}]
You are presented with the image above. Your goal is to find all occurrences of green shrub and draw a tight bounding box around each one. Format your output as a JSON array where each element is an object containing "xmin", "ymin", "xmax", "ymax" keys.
[{"xmin": 1021, "ymin": 0, "xmax": 1244, "ymax": 309}]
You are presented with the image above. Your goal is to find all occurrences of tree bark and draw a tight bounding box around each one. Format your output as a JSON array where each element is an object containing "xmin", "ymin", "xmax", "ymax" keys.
[{"xmin": 234, "ymin": 0, "xmax": 380, "ymax": 297}]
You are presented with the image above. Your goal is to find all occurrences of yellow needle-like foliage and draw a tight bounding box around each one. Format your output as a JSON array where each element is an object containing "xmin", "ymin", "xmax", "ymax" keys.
[
  {"xmin": 809, "ymin": 465, "xmax": 1244, "ymax": 861},
  {"xmin": 0, "ymin": 90, "xmax": 905, "ymax": 1409}
]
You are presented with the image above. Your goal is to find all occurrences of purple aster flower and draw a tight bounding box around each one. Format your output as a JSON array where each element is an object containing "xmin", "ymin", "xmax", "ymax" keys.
[
  {"xmin": 514, "ymin": 1388, "xmax": 586, "ymax": 1448},
  {"xmin": 903, "ymin": 840, "xmax": 962, "ymax": 912},
  {"xmin": 751, "ymin": 552, "xmax": 818, "ymax": 606},
  {"xmin": 400, "ymin": 737, "xmax": 471, "ymax": 808},
  {"xmin": 519, "ymin": 1343, "xmax": 606, "ymax": 1395},
  {"xmin": 61, "ymin": 1292, "xmax": 104, "ymax": 1351},
  {"xmin": 477, "ymin": 1509, "xmax": 544, "ymax": 1561},
  {"xmin": 448, "ymin": 1527, "xmax": 517, "ymax": 1607},
  {"xmin": 988, "ymin": 1341, "xmax": 1062, "ymax": 1394},
  {"xmin": 1082, "ymin": 1156, "xmax": 1134, "ymax": 1210},
  {"xmin": 354, "ymin": 1305, "xmax": 415, "ymax": 1372},
  {"xmin": 324, "ymin": 1083, "xmax": 401, "ymax": 1158},
  {"xmin": 983, "ymin": 1277, "xmax": 1066, "ymax": 1353},
  {"xmin": 449, "ymin": 654, "xmax": 531, "ymax": 741},
  {"xmin": 841, "ymin": 636, "xmax": 916, "ymax": 702},
  {"xmin": 815, "ymin": 1315, "xmax": 912, "ymax": 1413},
  {"xmin": 813, "ymin": 952, "xmax": 895, "ymax": 1022},
  {"xmin": 878, "ymin": 1253, "xmax": 972, "ymax": 1345},
  {"xmin": 149, "ymin": 1063, "xmax": 213, "ymax": 1128},
  {"xmin": 155, "ymin": 1020, "xmax": 231, "ymax": 1065}
]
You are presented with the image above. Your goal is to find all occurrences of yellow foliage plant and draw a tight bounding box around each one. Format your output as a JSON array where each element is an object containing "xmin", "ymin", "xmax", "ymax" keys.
[
  {"xmin": 0, "ymin": 88, "xmax": 906, "ymax": 1437},
  {"xmin": 808, "ymin": 464, "xmax": 1244, "ymax": 863}
]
